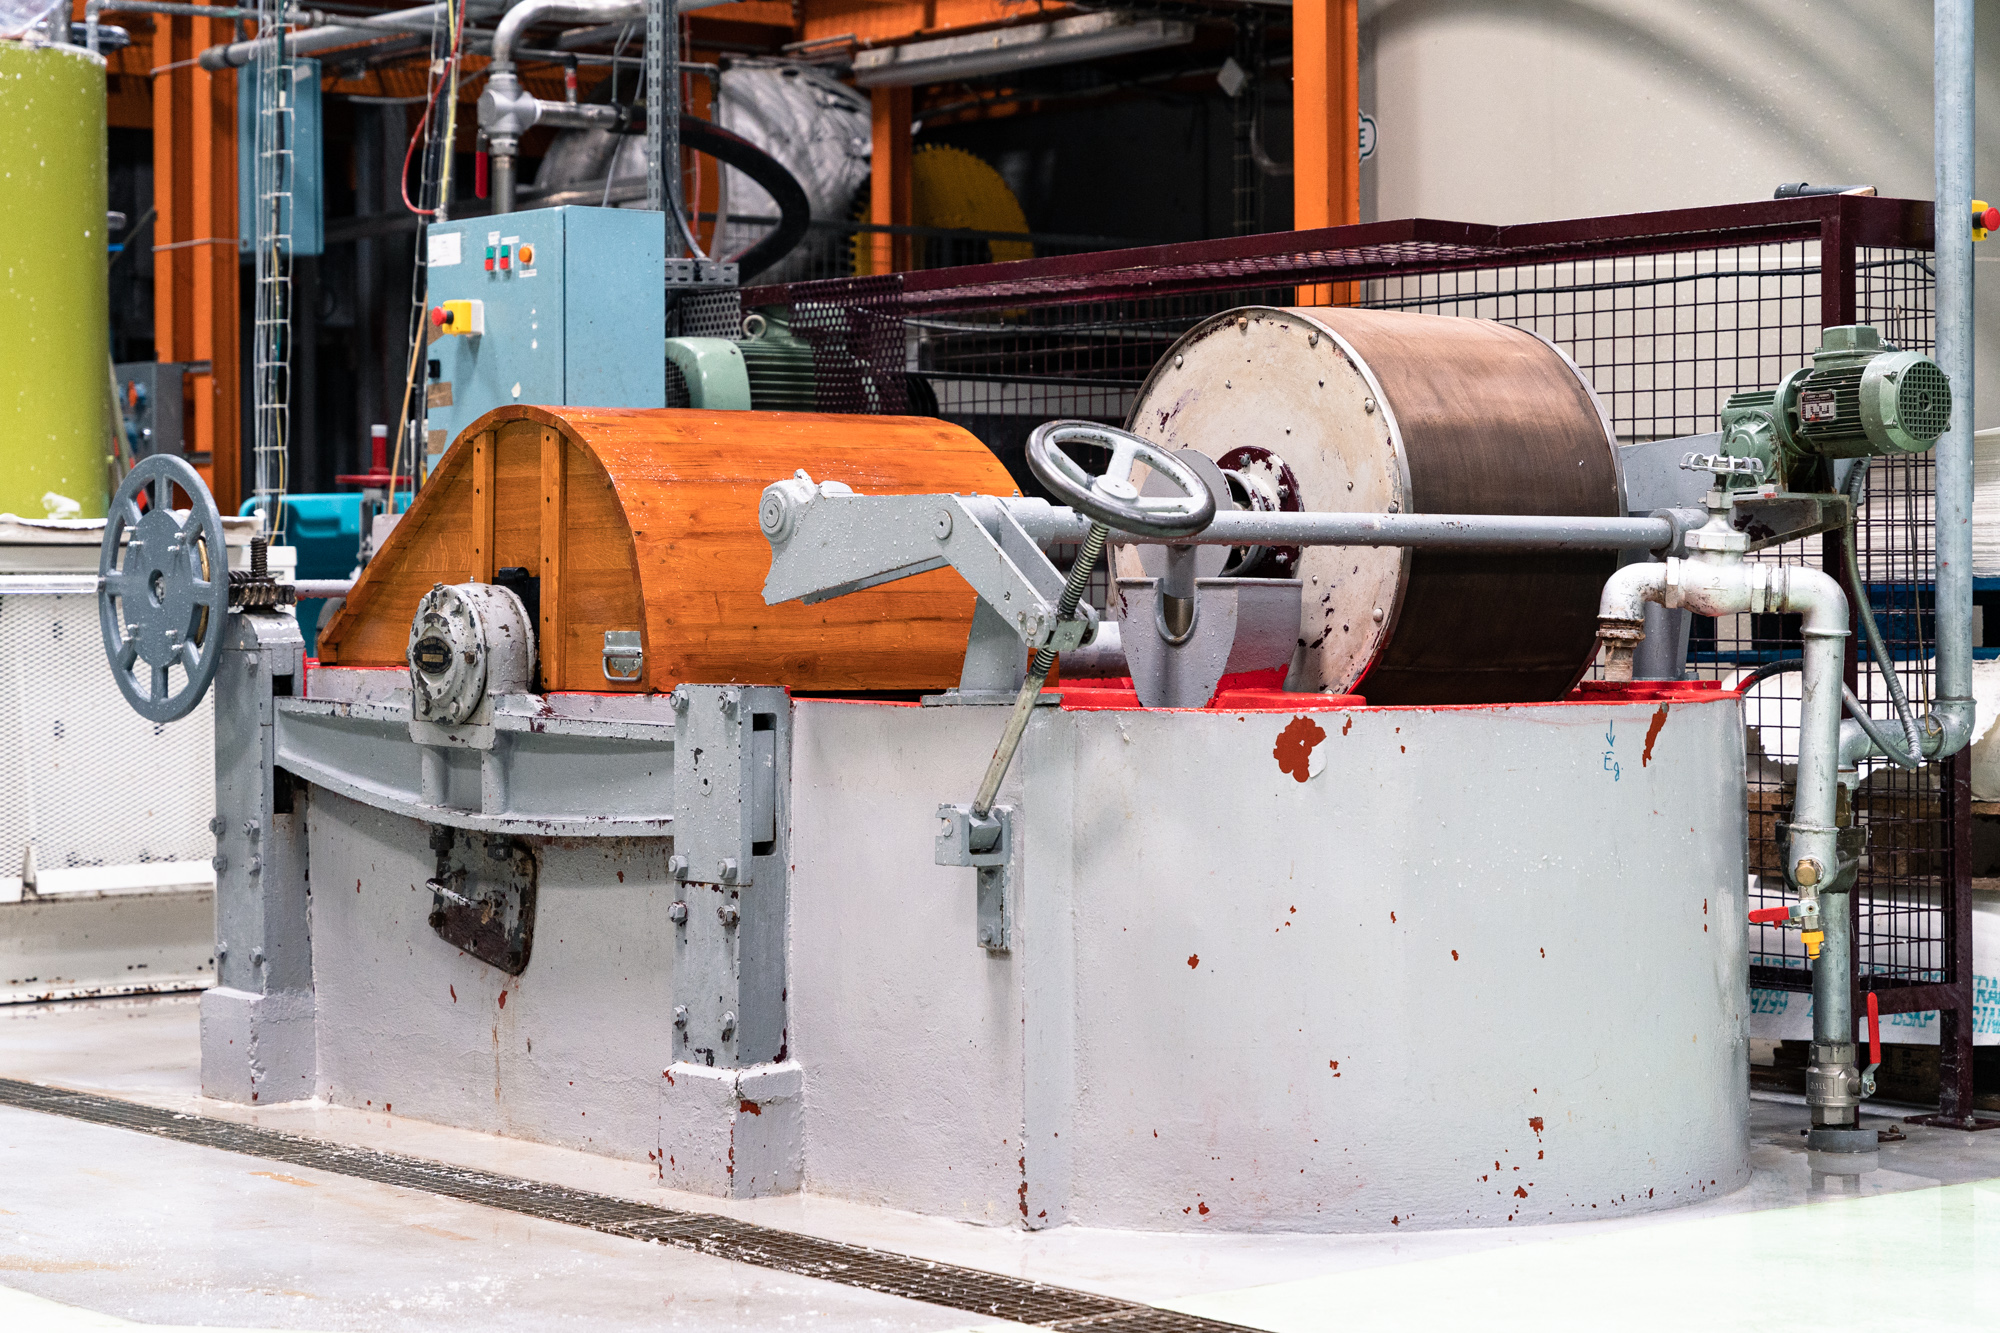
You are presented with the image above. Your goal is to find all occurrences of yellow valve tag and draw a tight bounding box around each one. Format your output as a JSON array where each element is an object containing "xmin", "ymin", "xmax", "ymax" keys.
[{"xmin": 1802, "ymin": 929, "xmax": 1825, "ymax": 960}]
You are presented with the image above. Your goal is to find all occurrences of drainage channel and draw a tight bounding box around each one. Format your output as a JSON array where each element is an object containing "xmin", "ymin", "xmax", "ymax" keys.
[{"xmin": 0, "ymin": 1077, "xmax": 1259, "ymax": 1333}]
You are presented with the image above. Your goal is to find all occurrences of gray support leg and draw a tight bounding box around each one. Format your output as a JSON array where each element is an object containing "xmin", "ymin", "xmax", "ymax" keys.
[
  {"xmin": 662, "ymin": 684, "xmax": 800, "ymax": 1196},
  {"xmin": 201, "ymin": 612, "xmax": 314, "ymax": 1104}
]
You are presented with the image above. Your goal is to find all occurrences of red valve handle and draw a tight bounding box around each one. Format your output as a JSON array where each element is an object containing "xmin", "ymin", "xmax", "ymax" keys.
[
  {"xmin": 1867, "ymin": 990, "xmax": 1881, "ymax": 1069},
  {"xmin": 1748, "ymin": 907, "xmax": 1791, "ymax": 925}
]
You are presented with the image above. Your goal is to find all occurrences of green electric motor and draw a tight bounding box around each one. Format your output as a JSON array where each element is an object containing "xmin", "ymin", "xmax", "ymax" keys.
[{"xmin": 1717, "ymin": 324, "xmax": 1950, "ymax": 490}]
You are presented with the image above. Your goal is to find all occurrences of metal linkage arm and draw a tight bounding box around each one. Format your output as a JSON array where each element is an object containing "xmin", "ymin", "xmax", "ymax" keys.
[{"xmin": 758, "ymin": 475, "xmax": 1094, "ymax": 654}]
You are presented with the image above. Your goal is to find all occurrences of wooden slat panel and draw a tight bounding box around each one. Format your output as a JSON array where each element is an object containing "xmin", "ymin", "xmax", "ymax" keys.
[
  {"xmin": 470, "ymin": 429, "xmax": 496, "ymax": 582},
  {"xmin": 560, "ymin": 441, "xmax": 646, "ymax": 691},
  {"xmin": 538, "ymin": 427, "xmax": 567, "ymax": 690},
  {"xmin": 492, "ymin": 420, "xmax": 542, "ymax": 571},
  {"xmin": 319, "ymin": 406, "xmax": 1016, "ymax": 694}
]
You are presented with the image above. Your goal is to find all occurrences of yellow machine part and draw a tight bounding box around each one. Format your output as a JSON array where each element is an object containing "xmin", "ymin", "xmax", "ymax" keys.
[
  {"xmin": 852, "ymin": 144, "xmax": 1033, "ymax": 274},
  {"xmin": 0, "ymin": 41, "xmax": 110, "ymax": 519}
]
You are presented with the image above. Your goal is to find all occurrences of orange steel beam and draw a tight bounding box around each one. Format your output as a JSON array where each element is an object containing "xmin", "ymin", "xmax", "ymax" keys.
[
  {"xmin": 1293, "ymin": 0, "xmax": 1359, "ymax": 304},
  {"xmin": 804, "ymin": 0, "xmax": 1070, "ymax": 47},
  {"xmin": 149, "ymin": 16, "xmax": 241, "ymax": 509},
  {"xmin": 870, "ymin": 84, "xmax": 912, "ymax": 273}
]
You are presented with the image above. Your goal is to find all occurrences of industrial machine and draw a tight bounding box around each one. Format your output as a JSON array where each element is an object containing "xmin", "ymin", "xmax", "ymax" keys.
[{"xmin": 94, "ymin": 284, "xmax": 1967, "ymax": 1227}]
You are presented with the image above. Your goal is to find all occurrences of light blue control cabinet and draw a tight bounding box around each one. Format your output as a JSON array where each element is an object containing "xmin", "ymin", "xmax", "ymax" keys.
[{"xmin": 422, "ymin": 207, "xmax": 665, "ymax": 470}]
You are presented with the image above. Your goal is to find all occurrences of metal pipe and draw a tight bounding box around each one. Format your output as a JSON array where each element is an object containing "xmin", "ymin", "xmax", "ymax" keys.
[
  {"xmin": 1596, "ymin": 513, "xmax": 1858, "ymax": 1135},
  {"xmin": 197, "ymin": 1, "xmax": 481, "ymax": 69},
  {"xmin": 480, "ymin": 0, "xmax": 643, "ymax": 213},
  {"xmin": 1029, "ymin": 508, "xmax": 1704, "ymax": 553},
  {"xmin": 1932, "ymin": 0, "xmax": 1977, "ymax": 756}
]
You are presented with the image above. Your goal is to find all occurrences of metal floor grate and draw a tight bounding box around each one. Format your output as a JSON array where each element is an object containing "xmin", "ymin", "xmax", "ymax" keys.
[{"xmin": 0, "ymin": 1077, "xmax": 1257, "ymax": 1332}]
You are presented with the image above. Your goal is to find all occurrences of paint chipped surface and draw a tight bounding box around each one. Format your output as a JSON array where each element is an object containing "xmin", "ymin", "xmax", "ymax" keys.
[
  {"xmin": 1641, "ymin": 704, "xmax": 1669, "ymax": 766},
  {"xmin": 1274, "ymin": 715, "xmax": 1328, "ymax": 782}
]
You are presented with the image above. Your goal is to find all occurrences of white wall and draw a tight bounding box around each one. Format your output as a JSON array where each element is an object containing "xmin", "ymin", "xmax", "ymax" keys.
[{"xmin": 1360, "ymin": 0, "xmax": 2000, "ymax": 424}]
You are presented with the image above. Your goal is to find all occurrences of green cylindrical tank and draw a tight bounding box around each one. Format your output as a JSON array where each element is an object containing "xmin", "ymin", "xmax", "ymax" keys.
[{"xmin": 0, "ymin": 40, "xmax": 109, "ymax": 519}]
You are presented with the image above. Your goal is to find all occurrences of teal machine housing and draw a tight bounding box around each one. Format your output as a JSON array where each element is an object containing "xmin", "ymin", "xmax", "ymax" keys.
[{"xmin": 421, "ymin": 206, "xmax": 666, "ymax": 470}]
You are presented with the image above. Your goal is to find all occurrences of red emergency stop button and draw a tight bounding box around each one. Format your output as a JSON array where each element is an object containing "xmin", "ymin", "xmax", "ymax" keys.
[{"xmin": 430, "ymin": 306, "xmax": 449, "ymax": 328}]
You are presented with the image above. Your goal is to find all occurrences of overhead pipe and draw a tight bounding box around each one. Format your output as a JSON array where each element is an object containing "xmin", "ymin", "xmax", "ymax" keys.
[{"xmin": 193, "ymin": 0, "xmax": 500, "ymax": 70}]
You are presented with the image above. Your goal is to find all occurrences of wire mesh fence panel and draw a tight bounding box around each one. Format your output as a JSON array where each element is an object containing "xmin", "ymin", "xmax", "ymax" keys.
[{"xmin": 753, "ymin": 207, "xmax": 1946, "ymax": 1003}]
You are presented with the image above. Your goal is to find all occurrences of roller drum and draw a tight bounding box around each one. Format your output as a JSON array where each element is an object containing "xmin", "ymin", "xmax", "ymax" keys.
[{"xmin": 1125, "ymin": 306, "xmax": 1621, "ymax": 705}]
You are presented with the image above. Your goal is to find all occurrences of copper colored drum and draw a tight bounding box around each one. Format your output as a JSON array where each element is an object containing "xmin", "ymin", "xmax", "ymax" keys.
[{"xmin": 1123, "ymin": 307, "xmax": 1621, "ymax": 705}]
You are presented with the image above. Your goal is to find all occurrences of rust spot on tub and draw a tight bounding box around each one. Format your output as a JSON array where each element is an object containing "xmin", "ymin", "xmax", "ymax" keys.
[
  {"xmin": 617, "ymin": 870, "xmax": 624, "ymax": 882},
  {"xmin": 1390, "ymin": 911, "xmax": 1397, "ymax": 923},
  {"xmin": 1451, "ymin": 950, "xmax": 1459, "ymax": 961},
  {"xmin": 1187, "ymin": 953, "xmax": 1200, "ymax": 969},
  {"xmin": 739, "ymin": 1099, "xmax": 761, "ymax": 1116},
  {"xmin": 1529, "ymin": 1116, "xmax": 1545, "ymax": 1139},
  {"xmin": 498, "ymin": 991, "xmax": 507, "ymax": 1009},
  {"xmin": 1329, "ymin": 1060, "xmax": 1341, "ymax": 1077},
  {"xmin": 1641, "ymin": 704, "xmax": 1669, "ymax": 766},
  {"xmin": 449, "ymin": 985, "xmax": 457, "ymax": 1002},
  {"xmin": 1341, "ymin": 716, "xmax": 1353, "ymax": 736},
  {"xmin": 1390, "ymin": 1215, "xmax": 1400, "ymax": 1226},
  {"xmin": 1513, "ymin": 1186, "xmax": 1529, "ymax": 1199},
  {"xmin": 1197, "ymin": 1202, "xmax": 1210, "ymax": 1216},
  {"xmin": 1274, "ymin": 716, "xmax": 1328, "ymax": 782}
]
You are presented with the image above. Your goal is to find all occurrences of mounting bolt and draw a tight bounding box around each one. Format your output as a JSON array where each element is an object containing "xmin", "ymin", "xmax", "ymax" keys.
[
  {"xmin": 720, "ymin": 1011, "xmax": 736, "ymax": 1040},
  {"xmin": 673, "ymin": 1005, "xmax": 689, "ymax": 1028},
  {"xmin": 668, "ymin": 854, "xmax": 689, "ymax": 879},
  {"xmin": 720, "ymin": 688, "xmax": 741, "ymax": 715},
  {"xmin": 668, "ymin": 689, "xmax": 689, "ymax": 713},
  {"xmin": 668, "ymin": 901, "xmax": 688, "ymax": 925},
  {"xmin": 718, "ymin": 903, "xmax": 740, "ymax": 929},
  {"xmin": 978, "ymin": 925, "xmax": 996, "ymax": 947},
  {"xmin": 209, "ymin": 816, "xmax": 224, "ymax": 836},
  {"xmin": 933, "ymin": 510, "xmax": 953, "ymax": 539},
  {"xmin": 1795, "ymin": 857, "xmax": 1824, "ymax": 888},
  {"xmin": 718, "ymin": 858, "xmax": 739, "ymax": 883}
]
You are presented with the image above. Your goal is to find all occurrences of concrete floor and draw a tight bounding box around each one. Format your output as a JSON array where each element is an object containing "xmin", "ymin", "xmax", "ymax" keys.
[{"xmin": 0, "ymin": 997, "xmax": 1994, "ymax": 1331}]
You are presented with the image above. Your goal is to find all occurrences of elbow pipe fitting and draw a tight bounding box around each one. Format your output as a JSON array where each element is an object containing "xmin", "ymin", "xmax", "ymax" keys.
[
  {"xmin": 491, "ymin": 0, "xmax": 644, "ymax": 73},
  {"xmin": 1595, "ymin": 558, "xmax": 1848, "ymax": 892}
]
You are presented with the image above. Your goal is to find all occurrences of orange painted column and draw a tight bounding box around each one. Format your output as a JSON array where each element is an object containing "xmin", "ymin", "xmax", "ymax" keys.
[
  {"xmin": 150, "ymin": 16, "xmax": 241, "ymax": 509},
  {"xmin": 870, "ymin": 85, "xmax": 912, "ymax": 274},
  {"xmin": 1292, "ymin": 0, "xmax": 1359, "ymax": 304}
]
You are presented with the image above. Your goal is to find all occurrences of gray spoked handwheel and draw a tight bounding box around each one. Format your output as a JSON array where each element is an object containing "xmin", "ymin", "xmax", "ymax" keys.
[
  {"xmin": 1025, "ymin": 420, "xmax": 1218, "ymax": 538},
  {"xmin": 98, "ymin": 455, "xmax": 231, "ymax": 723}
]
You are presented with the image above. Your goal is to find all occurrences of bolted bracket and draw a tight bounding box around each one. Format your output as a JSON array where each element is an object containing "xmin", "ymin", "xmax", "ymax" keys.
[
  {"xmin": 671, "ymin": 684, "xmax": 781, "ymax": 887},
  {"xmin": 937, "ymin": 803, "xmax": 1013, "ymax": 953}
]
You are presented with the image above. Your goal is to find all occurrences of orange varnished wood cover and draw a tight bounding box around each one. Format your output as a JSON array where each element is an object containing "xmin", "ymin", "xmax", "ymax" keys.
[{"xmin": 315, "ymin": 405, "xmax": 1018, "ymax": 692}]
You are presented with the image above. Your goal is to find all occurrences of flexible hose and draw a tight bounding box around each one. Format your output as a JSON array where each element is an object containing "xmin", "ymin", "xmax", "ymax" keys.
[
  {"xmin": 1842, "ymin": 460, "xmax": 1926, "ymax": 761},
  {"xmin": 676, "ymin": 115, "xmax": 809, "ymax": 281},
  {"xmin": 1736, "ymin": 657, "xmax": 1924, "ymax": 769}
]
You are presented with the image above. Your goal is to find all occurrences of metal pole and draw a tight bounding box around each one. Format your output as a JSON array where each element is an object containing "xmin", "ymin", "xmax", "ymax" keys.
[
  {"xmin": 1068, "ymin": 509, "xmax": 1699, "ymax": 553},
  {"xmin": 1934, "ymin": 0, "xmax": 1975, "ymax": 739}
]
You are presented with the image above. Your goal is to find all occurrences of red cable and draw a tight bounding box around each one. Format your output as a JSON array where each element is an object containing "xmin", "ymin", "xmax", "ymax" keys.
[{"xmin": 400, "ymin": 0, "xmax": 468, "ymax": 217}]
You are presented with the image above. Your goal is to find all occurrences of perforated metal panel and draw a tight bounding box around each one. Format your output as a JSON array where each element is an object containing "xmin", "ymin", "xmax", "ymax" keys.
[{"xmin": 0, "ymin": 591, "xmax": 214, "ymax": 886}]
